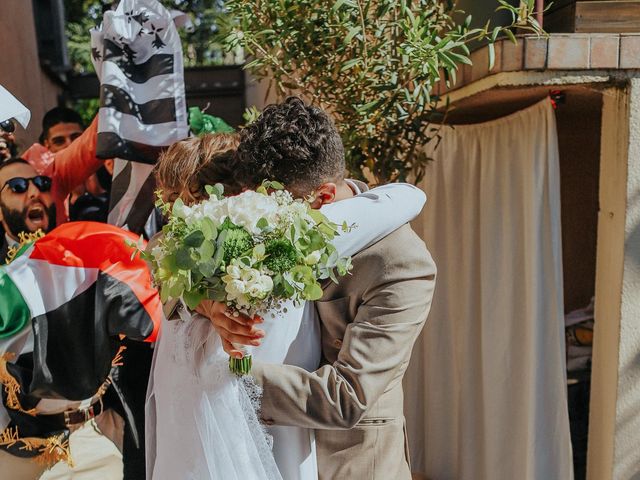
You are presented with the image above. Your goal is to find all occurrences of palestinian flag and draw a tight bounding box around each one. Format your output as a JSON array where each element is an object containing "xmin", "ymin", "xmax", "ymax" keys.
[{"xmin": 0, "ymin": 222, "xmax": 161, "ymax": 463}]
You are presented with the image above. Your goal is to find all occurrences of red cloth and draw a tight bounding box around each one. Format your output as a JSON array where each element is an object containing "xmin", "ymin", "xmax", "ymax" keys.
[
  {"xmin": 43, "ymin": 117, "xmax": 104, "ymax": 227},
  {"xmin": 21, "ymin": 143, "xmax": 55, "ymax": 174}
]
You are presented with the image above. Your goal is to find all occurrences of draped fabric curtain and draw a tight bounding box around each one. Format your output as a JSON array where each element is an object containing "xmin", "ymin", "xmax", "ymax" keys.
[{"xmin": 404, "ymin": 99, "xmax": 574, "ymax": 480}]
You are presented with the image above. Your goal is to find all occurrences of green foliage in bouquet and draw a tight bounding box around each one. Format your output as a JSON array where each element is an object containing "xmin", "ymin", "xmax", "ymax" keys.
[
  {"xmin": 220, "ymin": 227, "xmax": 254, "ymax": 264},
  {"xmin": 264, "ymin": 239, "xmax": 297, "ymax": 274},
  {"xmin": 223, "ymin": 0, "xmax": 544, "ymax": 184},
  {"xmin": 142, "ymin": 182, "xmax": 352, "ymax": 312}
]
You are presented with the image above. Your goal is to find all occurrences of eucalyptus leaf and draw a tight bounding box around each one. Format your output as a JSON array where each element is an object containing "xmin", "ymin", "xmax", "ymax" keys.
[
  {"xmin": 184, "ymin": 230, "xmax": 205, "ymax": 248},
  {"xmin": 176, "ymin": 247, "xmax": 195, "ymax": 270},
  {"xmin": 201, "ymin": 217, "xmax": 218, "ymax": 240},
  {"xmin": 303, "ymin": 282, "xmax": 324, "ymax": 301},
  {"xmin": 183, "ymin": 288, "xmax": 206, "ymax": 310},
  {"xmin": 199, "ymin": 240, "xmax": 215, "ymax": 261}
]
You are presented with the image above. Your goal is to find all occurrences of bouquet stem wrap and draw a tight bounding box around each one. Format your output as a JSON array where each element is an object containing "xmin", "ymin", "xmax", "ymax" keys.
[{"xmin": 229, "ymin": 345, "xmax": 254, "ymax": 376}]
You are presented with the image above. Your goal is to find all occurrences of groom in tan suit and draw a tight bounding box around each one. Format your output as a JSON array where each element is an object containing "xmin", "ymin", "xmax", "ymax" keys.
[{"xmin": 209, "ymin": 97, "xmax": 436, "ymax": 479}]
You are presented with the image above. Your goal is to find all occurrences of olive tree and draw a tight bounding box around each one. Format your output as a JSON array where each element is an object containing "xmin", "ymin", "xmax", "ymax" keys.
[{"xmin": 224, "ymin": 0, "xmax": 542, "ymax": 184}]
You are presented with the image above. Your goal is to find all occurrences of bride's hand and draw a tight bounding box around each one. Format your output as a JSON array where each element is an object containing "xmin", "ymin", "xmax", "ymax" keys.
[{"xmin": 195, "ymin": 300, "xmax": 265, "ymax": 358}]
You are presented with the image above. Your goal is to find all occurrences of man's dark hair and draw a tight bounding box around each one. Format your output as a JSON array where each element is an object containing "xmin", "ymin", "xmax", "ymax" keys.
[
  {"xmin": 41, "ymin": 107, "xmax": 84, "ymax": 142},
  {"xmin": 0, "ymin": 157, "xmax": 29, "ymax": 173},
  {"xmin": 236, "ymin": 97, "xmax": 345, "ymax": 194}
]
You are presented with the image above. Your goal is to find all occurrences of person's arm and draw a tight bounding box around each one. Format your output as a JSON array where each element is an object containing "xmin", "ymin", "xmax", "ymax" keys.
[
  {"xmin": 46, "ymin": 117, "xmax": 104, "ymax": 199},
  {"xmin": 251, "ymin": 232, "xmax": 436, "ymax": 429},
  {"xmin": 321, "ymin": 183, "xmax": 426, "ymax": 258}
]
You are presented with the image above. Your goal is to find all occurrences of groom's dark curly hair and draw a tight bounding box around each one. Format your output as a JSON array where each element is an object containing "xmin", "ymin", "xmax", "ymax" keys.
[{"xmin": 236, "ymin": 97, "xmax": 345, "ymax": 195}]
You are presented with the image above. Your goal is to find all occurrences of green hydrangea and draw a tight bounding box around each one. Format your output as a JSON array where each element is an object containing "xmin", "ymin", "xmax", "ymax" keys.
[
  {"xmin": 222, "ymin": 229, "xmax": 254, "ymax": 265},
  {"xmin": 264, "ymin": 238, "xmax": 298, "ymax": 273}
]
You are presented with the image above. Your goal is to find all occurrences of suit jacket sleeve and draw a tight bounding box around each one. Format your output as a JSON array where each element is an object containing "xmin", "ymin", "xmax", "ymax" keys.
[
  {"xmin": 252, "ymin": 235, "xmax": 436, "ymax": 429},
  {"xmin": 46, "ymin": 116, "xmax": 104, "ymax": 199}
]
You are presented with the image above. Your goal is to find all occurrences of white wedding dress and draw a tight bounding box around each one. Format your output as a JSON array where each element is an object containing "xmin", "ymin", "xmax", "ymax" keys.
[{"xmin": 146, "ymin": 183, "xmax": 426, "ymax": 480}]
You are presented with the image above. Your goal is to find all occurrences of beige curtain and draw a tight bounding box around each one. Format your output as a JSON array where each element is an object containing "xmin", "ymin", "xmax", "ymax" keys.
[{"xmin": 405, "ymin": 99, "xmax": 574, "ymax": 480}]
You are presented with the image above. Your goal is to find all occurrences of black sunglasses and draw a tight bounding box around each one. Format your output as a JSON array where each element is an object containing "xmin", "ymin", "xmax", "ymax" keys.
[
  {"xmin": 0, "ymin": 176, "xmax": 52, "ymax": 194},
  {"xmin": 0, "ymin": 120, "xmax": 15, "ymax": 133}
]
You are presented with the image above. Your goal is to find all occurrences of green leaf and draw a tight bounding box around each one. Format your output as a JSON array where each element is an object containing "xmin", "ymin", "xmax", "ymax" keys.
[
  {"xmin": 161, "ymin": 253, "xmax": 178, "ymax": 272},
  {"xmin": 333, "ymin": 0, "xmax": 357, "ymax": 11},
  {"xmin": 173, "ymin": 197, "xmax": 185, "ymax": 214},
  {"xmin": 253, "ymin": 243, "xmax": 266, "ymax": 258},
  {"xmin": 207, "ymin": 286, "xmax": 227, "ymax": 302},
  {"xmin": 201, "ymin": 218, "xmax": 218, "ymax": 241},
  {"xmin": 199, "ymin": 240, "xmax": 215, "ymax": 261},
  {"xmin": 282, "ymin": 279, "xmax": 295, "ymax": 297},
  {"xmin": 488, "ymin": 42, "xmax": 495, "ymax": 70},
  {"xmin": 345, "ymin": 26, "xmax": 361, "ymax": 44},
  {"xmin": 184, "ymin": 230, "xmax": 205, "ymax": 248},
  {"xmin": 303, "ymin": 282, "xmax": 324, "ymax": 301},
  {"xmin": 175, "ymin": 247, "xmax": 195, "ymax": 270},
  {"xmin": 199, "ymin": 259, "xmax": 217, "ymax": 278},
  {"xmin": 160, "ymin": 286, "xmax": 170, "ymax": 303},
  {"xmin": 168, "ymin": 278, "xmax": 185, "ymax": 299},
  {"xmin": 257, "ymin": 217, "xmax": 270, "ymax": 230},
  {"xmin": 308, "ymin": 208, "xmax": 328, "ymax": 225},
  {"xmin": 183, "ymin": 288, "xmax": 206, "ymax": 310},
  {"xmin": 341, "ymin": 58, "xmax": 362, "ymax": 72},
  {"xmin": 504, "ymin": 28, "xmax": 517, "ymax": 44},
  {"xmin": 491, "ymin": 26, "xmax": 501, "ymax": 43}
]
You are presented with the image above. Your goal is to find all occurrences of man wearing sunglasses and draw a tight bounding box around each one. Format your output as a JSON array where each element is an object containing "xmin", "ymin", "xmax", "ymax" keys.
[
  {"xmin": 0, "ymin": 116, "xmax": 105, "ymax": 264},
  {"xmin": 0, "ymin": 159, "xmax": 55, "ymax": 262}
]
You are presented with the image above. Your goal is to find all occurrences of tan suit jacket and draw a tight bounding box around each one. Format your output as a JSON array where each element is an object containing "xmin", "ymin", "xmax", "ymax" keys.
[{"xmin": 252, "ymin": 223, "xmax": 436, "ymax": 479}]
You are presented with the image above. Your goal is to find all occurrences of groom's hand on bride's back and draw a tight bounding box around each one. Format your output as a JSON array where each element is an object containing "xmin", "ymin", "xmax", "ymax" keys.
[{"xmin": 196, "ymin": 300, "xmax": 265, "ymax": 358}]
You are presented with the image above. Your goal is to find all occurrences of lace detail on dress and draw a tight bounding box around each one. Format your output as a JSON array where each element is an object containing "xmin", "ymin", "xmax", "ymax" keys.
[
  {"xmin": 238, "ymin": 376, "xmax": 279, "ymax": 477},
  {"xmin": 241, "ymin": 376, "xmax": 274, "ymax": 450}
]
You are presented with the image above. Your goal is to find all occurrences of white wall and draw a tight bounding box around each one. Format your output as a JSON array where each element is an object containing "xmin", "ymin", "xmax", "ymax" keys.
[{"xmin": 612, "ymin": 77, "xmax": 640, "ymax": 479}]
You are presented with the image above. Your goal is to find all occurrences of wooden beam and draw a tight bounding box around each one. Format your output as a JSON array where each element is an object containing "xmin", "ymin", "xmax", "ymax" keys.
[
  {"xmin": 587, "ymin": 85, "xmax": 628, "ymax": 480},
  {"xmin": 576, "ymin": 1, "xmax": 640, "ymax": 33}
]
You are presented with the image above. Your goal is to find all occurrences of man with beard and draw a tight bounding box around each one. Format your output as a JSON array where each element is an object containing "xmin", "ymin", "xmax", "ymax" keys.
[
  {"xmin": 0, "ymin": 159, "xmax": 56, "ymax": 262},
  {"xmin": 0, "ymin": 116, "xmax": 104, "ymax": 264}
]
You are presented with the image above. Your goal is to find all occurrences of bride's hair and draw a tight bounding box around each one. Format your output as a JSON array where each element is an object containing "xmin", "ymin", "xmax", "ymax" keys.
[{"xmin": 155, "ymin": 133, "xmax": 241, "ymax": 199}]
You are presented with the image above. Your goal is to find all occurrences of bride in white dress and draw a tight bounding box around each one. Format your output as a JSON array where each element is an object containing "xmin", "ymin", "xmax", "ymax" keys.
[{"xmin": 144, "ymin": 136, "xmax": 426, "ymax": 480}]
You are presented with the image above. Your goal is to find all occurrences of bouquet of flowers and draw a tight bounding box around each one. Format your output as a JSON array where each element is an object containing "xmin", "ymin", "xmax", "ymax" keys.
[{"xmin": 142, "ymin": 182, "xmax": 352, "ymax": 374}]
